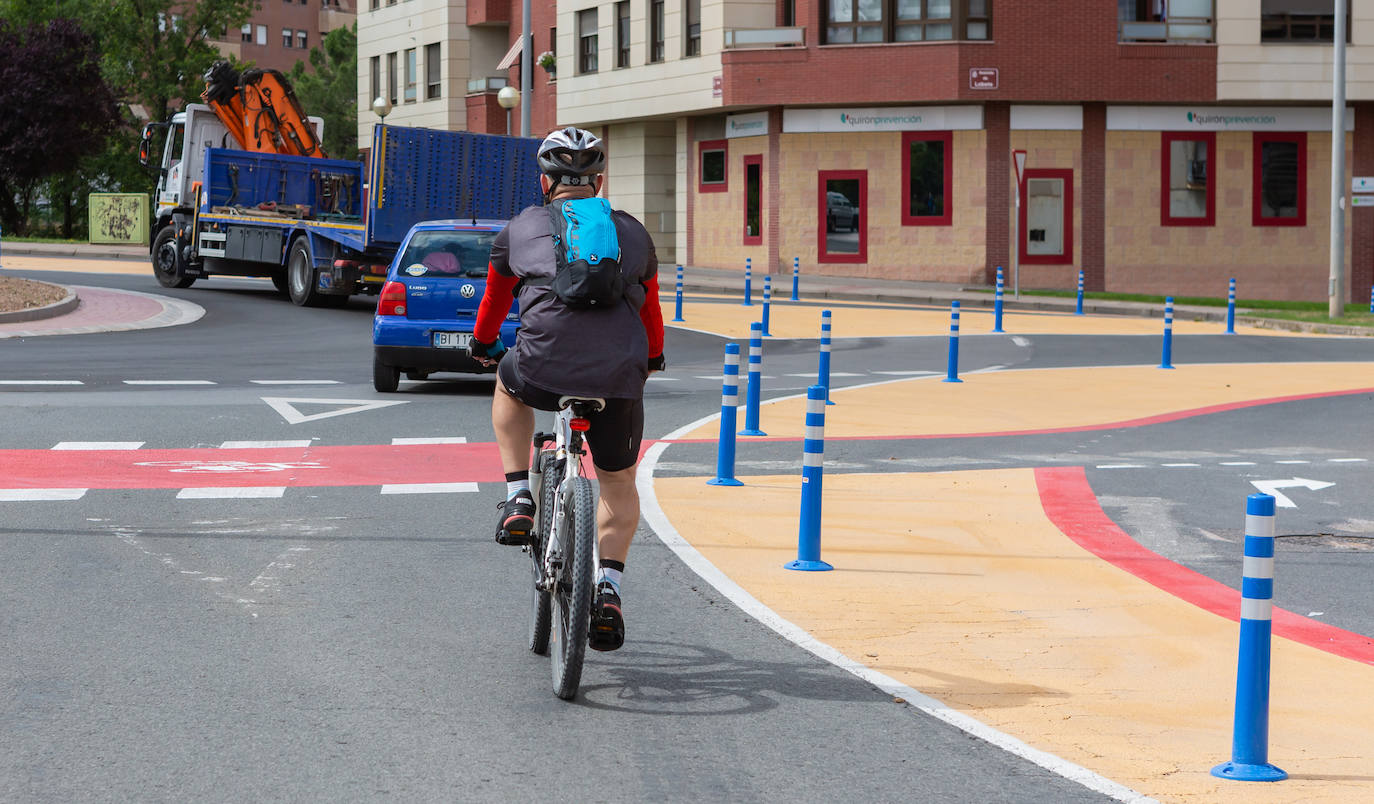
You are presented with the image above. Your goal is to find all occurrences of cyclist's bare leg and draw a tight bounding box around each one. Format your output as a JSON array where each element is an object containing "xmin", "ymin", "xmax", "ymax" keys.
[
  {"xmin": 492, "ymin": 374, "xmax": 535, "ymax": 474},
  {"xmin": 593, "ymin": 464, "xmax": 638, "ymax": 563}
]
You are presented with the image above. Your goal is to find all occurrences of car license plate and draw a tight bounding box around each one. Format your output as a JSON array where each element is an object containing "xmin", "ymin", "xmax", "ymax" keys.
[{"xmin": 433, "ymin": 332, "xmax": 472, "ymax": 349}]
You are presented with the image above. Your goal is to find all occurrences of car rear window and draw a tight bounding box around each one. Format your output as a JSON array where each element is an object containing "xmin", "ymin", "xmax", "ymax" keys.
[{"xmin": 397, "ymin": 230, "xmax": 498, "ymax": 279}]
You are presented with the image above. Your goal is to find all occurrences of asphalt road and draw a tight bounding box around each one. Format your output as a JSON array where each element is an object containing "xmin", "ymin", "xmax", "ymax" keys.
[{"xmin": 1, "ymin": 270, "xmax": 1110, "ymax": 803}]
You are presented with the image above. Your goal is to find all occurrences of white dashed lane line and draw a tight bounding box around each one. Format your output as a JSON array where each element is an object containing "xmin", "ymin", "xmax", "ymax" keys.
[
  {"xmin": 1096, "ymin": 457, "xmax": 1367, "ymax": 470},
  {"xmin": 0, "ymin": 489, "xmax": 88, "ymax": 501},
  {"xmin": 177, "ymin": 487, "xmax": 287, "ymax": 500},
  {"xmin": 122, "ymin": 380, "xmax": 216, "ymax": 386},
  {"xmin": 52, "ymin": 442, "xmax": 145, "ymax": 450}
]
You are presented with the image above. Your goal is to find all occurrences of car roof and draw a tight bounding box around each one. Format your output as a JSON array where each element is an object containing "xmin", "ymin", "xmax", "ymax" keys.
[{"xmin": 407, "ymin": 219, "xmax": 508, "ymax": 232}]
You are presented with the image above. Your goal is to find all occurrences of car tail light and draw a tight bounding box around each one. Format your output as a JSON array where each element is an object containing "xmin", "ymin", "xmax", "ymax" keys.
[{"xmin": 377, "ymin": 281, "xmax": 407, "ymax": 316}]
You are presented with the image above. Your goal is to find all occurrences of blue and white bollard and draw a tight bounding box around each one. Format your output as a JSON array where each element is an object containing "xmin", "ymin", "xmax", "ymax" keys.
[
  {"xmin": 1075, "ymin": 269, "xmax": 1085, "ymax": 315},
  {"xmin": 944, "ymin": 301, "xmax": 962, "ymax": 383},
  {"xmin": 707, "ymin": 344, "xmax": 744, "ymax": 487},
  {"xmin": 672, "ymin": 264, "xmax": 685, "ymax": 323},
  {"xmin": 1212, "ymin": 493, "xmax": 1287, "ymax": 782},
  {"xmin": 817, "ymin": 309, "xmax": 835, "ymax": 405},
  {"xmin": 761, "ymin": 275, "xmax": 773, "ymax": 336},
  {"xmin": 993, "ymin": 266, "xmax": 1005, "ymax": 333},
  {"xmin": 743, "ymin": 257, "xmax": 753, "ymax": 306},
  {"xmin": 739, "ymin": 322, "xmax": 767, "ymax": 437},
  {"xmin": 1226, "ymin": 277, "xmax": 1236, "ymax": 335},
  {"xmin": 785, "ymin": 385, "xmax": 833, "ymax": 572},
  {"xmin": 791, "ymin": 256, "xmax": 800, "ymax": 301},
  {"xmin": 1159, "ymin": 297, "xmax": 1175, "ymax": 370}
]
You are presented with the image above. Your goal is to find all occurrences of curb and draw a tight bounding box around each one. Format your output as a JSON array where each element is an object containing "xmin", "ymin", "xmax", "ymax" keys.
[
  {"xmin": 0, "ymin": 286, "xmax": 79, "ymax": 324},
  {"xmin": 1, "ymin": 244, "xmax": 146, "ymax": 262}
]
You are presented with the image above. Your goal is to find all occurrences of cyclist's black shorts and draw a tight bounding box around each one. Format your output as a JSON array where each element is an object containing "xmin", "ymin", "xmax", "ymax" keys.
[{"xmin": 498, "ymin": 354, "xmax": 644, "ymax": 473}]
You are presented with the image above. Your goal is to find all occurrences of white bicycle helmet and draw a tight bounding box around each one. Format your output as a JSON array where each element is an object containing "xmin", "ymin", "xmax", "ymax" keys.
[{"xmin": 537, "ymin": 127, "xmax": 606, "ymax": 187}]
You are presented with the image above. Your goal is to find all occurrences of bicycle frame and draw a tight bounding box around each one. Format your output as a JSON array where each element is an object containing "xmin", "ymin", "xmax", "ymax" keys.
[{"xmin": 535, "ymin": 403, "xmax": 601, "ymax": 594}]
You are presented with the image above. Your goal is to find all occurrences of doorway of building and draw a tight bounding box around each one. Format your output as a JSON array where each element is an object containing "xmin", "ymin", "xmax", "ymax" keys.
[{"xmin": 818, "ymin": 170, "xmax": 866, "ymax": 263}]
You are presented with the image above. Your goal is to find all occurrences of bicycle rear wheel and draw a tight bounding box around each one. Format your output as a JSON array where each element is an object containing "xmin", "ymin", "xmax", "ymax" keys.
[
  {"xmin": 550, "ymin": 475, "xmax": 595, "ymax": 700},
  {"xmin": 527, "ymin": 450, "xmax": 557, "ymax": 656}
]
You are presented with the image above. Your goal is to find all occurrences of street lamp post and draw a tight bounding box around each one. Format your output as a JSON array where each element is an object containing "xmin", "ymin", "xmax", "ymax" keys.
[
  {"xmin": 496, "ymin": 86, "xmax": 521, "ymax": 136},
  {"xmin": 371, "ymin": 96, "xmax": 392, "ymax": 124}
]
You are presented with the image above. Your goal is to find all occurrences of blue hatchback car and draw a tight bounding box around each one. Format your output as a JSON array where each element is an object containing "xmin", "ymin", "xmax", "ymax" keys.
[{"xmin": 372, "ymin": 219, "xmax": 519, "ymax": 392}]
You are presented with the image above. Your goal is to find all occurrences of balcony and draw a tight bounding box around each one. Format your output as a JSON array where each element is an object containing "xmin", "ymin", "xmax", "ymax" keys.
[
  {"xmin": 466, "ymin": 76, "xmax": 509, "ymax": 95},
  {"xmin": 467, "ymin": 0, "xmax": 509, "ymax": 27},
  {"xmin": 1119, "ymin": 0, "xmax": 1214, "ymax": 44},
  {"xmin": 723, "ymin": 27, "xmax": 805, "ymax": 49}
]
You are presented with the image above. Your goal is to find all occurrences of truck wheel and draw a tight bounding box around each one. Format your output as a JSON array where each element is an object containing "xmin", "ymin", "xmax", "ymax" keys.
[
  {"xmin": 286, "ymin": 236, "xmax": 325, "ymax": 307},
  {"xmin": 373, "ymin": 354, "xmax": 400, "ymax": 393},
  {"xmin": 152, "ymin": 225, "xmax": 195, "ymax": 289}
]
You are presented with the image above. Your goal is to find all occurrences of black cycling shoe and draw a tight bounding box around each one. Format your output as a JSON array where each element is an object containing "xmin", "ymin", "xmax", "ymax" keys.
[
  {"xmin": 495, "ymin": 490, "xmax": 535, "ymax": 546},
  {"xmin": 589, "ymin": 582, "xmax": 625, "ymax": 652}
]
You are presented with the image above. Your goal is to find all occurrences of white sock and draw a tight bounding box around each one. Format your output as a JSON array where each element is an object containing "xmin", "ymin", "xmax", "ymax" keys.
[
  {"xmin": 506, "ymin": 479, "xmax": 530, "ymax": 499},
  {"xmin": 597, "ymin": 567, "xmax": 622, "ymax": 592}
]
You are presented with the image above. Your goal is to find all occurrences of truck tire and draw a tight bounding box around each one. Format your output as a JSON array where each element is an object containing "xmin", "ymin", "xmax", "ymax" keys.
[
  {"xmin": 152, "ymin": 225, "xmax": 195, "ymax": 289},
  {"xmin": 286, "ymin": 236, "xmax": 326, "ymax": 307},
  {"xmin": 373, "ymin": 354, "xmax": 400, "ymax": 393}
]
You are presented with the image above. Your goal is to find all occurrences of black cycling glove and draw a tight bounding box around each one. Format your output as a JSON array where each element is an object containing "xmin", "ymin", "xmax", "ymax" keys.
[
  {"xmin": 469, "ymin": 337, "xmax": 508, "ymax": 364},
  {"xmin": 648, "ymin": 353, "xmax": 666, "ymax": 372}
]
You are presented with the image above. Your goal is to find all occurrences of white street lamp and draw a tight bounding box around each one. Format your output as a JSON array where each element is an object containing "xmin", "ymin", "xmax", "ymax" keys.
[
  {"xmin": 372, "ymin": 96, "xmax": 392, "ymax": 123},
  {"xmin": 496, "ymin": 86, "xmax": 521, "ymax": 136}
]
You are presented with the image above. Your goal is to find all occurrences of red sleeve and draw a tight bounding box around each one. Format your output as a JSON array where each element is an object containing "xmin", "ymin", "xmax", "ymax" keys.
[
  {"xmin": 639, "ymin": 272, "xmax": 664, "ymax": 358},
  {"xmin": 473, "ymin": 264, "xmax": 518, "ymax": 343}
]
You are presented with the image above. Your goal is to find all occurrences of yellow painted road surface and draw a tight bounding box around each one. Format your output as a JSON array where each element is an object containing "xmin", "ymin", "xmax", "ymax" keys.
[
  {"xmin": 2, "ymin": 255, "xmax": 149, "ymax": 276},
  {"xmin": 653, "ymin": 470, "xmax": 1374, "ymax": 803},
  {"xmin": 663, "ymin": 294, "xmax": 1299, "ymax": 339},
  {"xmin": 680, "ymin": 363, "xmax": 1374, "ymax": 441}
]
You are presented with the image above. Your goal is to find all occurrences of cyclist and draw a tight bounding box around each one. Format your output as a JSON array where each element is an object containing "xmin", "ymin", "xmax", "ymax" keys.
[{"xmin": 468, "ymin": 126, "xmax": 665, "ymax": 652}]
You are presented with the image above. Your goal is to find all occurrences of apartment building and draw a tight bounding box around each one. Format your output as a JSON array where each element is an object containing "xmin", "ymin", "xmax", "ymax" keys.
[
  {"xmin": 355, "ymin": 0, "xmax": 558, "ymax": 159},
  {"xmin": 213, "ymin": 0, "xmax": 356, "ymax": 74},
  {"xmin": 543, "ymin": 0, "xmax": 1371, "ymax": 303}
]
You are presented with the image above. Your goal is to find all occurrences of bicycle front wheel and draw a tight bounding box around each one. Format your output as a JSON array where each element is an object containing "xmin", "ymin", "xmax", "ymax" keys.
[
  {"xmin": 527, "ymin": 450, "xmax": 557, "ymax": 656},
  {"xmin": 550, "ymin": 475, "xmax": 595, "ymax": 700}
]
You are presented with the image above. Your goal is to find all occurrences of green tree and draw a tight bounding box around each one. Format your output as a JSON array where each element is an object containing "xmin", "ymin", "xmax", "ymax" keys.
[{"xmin": 289, "ymin": 23, "xmax": 359, "ymax": 162}]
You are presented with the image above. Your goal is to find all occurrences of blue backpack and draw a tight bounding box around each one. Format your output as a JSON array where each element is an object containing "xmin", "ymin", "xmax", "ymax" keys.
[{"xmin": 528, "ymin": 198, "xmax": 626, "ymax": 309}]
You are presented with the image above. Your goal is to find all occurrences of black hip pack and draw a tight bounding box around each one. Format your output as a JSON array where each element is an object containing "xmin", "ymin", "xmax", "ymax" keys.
[{"xmin": 525, "ymin": 198, "xmax": 626, "ymax": 309}]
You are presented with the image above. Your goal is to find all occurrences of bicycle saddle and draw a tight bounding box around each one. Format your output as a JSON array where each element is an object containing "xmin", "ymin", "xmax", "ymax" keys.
[{"xmin": 557, "ymin": 396, "xmax": 606, "ymax": 414}]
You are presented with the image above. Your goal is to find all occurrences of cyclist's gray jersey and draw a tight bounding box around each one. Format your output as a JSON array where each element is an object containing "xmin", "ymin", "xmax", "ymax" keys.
[{"xmin": 490, "ymin": 203, "xmax": 658, "ymax": 400}]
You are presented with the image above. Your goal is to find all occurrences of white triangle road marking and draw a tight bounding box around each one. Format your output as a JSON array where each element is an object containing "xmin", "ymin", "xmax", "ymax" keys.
[{"xmin": 261, "ymin": 397, "xmax": 409, "ymax": 425}]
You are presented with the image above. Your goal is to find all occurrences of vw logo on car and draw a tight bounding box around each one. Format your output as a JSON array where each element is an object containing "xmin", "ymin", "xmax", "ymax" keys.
[{"xmin": 460, "ymin": 283, "xmax": 476, "ymax": 298}]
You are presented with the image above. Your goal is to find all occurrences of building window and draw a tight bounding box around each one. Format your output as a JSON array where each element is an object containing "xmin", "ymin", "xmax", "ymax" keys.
[
  {"xmin": 282, "ymin": 27, "xmax": 292, "ymax": 48},
  {"xmin": 1254, "ymin": 132, "xmax": 1305, "ymax": 227},
  {"xmin": 1161, "ymin": 131, "xmax": 1215, "ymax": 227},
  {"xmin": 1119, "ymin": 0, "xmax": 1214, "ymax": 43},
  {"xmin": 819, "ymin": 171, "xmax": 867, "ymax": 263},
  {"xmin": 425, "ymin": 43, "xmax": 441, "ymax": 99},
  {"xmin": 370, "ymin": 0, "xmax": 378, "ymax": 9},
  {"xmin": 826, "ymin": 0, "xmax": 992, "ymax": 44},
  {"xmin": 649, "ymin": 0, "xmax": 665, "ymax": 62},
  {"xmin": 744, "ymin": 155, "xmax": 762, "ymax": 245},
  {"xmin": 240, "ymin": 23, "xmax": 252, "ymax": 43},
  {"xmin": 370, "ymin": 55, "xmax": 381, "ymax": 104},
  {"xmin": 698, "ymin": 139, "xmax": 727, "ymax": 193},
  {"xmin": 297, "ymin": 30, "xmax": 308, "ymax": 49},
  {"xmin": 1261, "ymin": 1, "xmax": 1349, "ymax": 43},
  {"xmin": 685, "ymin": 0, "xmax": 701, "ymax": 56},
  {"xmin": 387, "ymin": 51, "xmax": 398, "ymax": 105},
  {"xmin": 256, "ymin": 24, "xmax": 267, "ymax": 45},
  {"xmin": 1020, "ymin": 168, "xmax": 1074, "ymax": 265},
  {"xmin": 404, "ymin": 48, "xmax": 417, "ymax": 102},
  {"xmin": 901, "ymin": 131, "xmax": 952, "ymax": 226},
  {"xmin": 578, "ymin": 8, "xmax": 598, "ymax": 74},
  {"xmin": 615, "ymin": 1, "xmax": 631, "ymax": 68}
]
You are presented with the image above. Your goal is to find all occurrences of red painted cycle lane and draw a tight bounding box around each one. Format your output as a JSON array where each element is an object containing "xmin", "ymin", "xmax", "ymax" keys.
[{"xmin": 0, "ymin": 443, "xmax": 506, "ymax": 489}]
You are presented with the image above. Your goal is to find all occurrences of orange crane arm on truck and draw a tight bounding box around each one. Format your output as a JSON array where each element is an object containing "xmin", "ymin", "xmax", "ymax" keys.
[{"xmin": 201, "ymin": 61, "xmax": 327, "ymax": 158}]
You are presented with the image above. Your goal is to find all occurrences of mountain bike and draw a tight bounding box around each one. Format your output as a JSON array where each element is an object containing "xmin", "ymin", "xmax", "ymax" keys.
[{"xmin": 526, "ymin": 396, "xmax": 603, "ymax": 700}]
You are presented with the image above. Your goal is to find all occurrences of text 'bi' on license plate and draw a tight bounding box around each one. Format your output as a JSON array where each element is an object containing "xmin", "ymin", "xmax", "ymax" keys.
[{"xmin": 433, "ymin": 332, "xmax": 472, "ymax": 349}]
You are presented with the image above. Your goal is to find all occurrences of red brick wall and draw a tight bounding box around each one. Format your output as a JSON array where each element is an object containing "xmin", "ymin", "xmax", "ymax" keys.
[
  {"xmin": 1081, "ymin": 103, "xmax": 1105, "ymax": 292},
  {"xmin": 984, "ymin": 103, "xmax": 1009, "ymax": 285},
  {"xmin": 722, "ymin": 3, "xmax": 1215, "ymax": 107},
  {"xmin": 1355, "ymin": 103, "xmax": 1374, "ymax": 309},
  {"xmin": 468, "ymin": 0, "xmax": 510, "ymax": 26},
  {"xmin": 466, "ymin": 93, "xmax": 508, "ymax": 134}
]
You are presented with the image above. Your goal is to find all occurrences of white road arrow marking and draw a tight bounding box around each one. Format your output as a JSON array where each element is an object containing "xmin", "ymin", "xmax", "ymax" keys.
[
  {"xmin": 262, "ymin": 397, "xmax": 408, "ymax": 425},
  {"xmin": 1249, "ymin": 477, "xmax": 1336, "ymax": 509}
]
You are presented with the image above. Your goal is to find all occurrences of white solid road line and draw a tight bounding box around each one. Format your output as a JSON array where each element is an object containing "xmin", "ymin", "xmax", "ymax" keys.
[
  {"xmin": 52, "ymin": 441, "xmax": 145, "ymax": 450},
  {"xmin": 218, "ymin": 440, "xmax": 314, "ymax": 449},
  {"xmin": 390, "ymin": 437, "xmax": 467, "ymax": 445},
  {"xmin": 0, "ymin": 380, "xmax": 83, "ymax": 385},
  {"xmin": 176, "ymin": 487, "xmax": 287, "ymax": 499},
  {"xmin": 123, "ymin": 380, "xmax": 216, "ymax": 386},
  {"xmin": 249, "ymin": 380, "xmax": 342, "ymax": 385},
  {"xmin": 380, "ymin": 482, "xmax": 479, "ymax": 494},
  {"xmin": 0, "ymin": 489, "xmax": 88, "ymax": 501}
]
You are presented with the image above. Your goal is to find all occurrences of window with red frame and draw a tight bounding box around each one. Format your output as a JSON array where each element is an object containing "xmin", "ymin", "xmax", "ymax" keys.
[
  {"xmin": 699, "ymin": 140, "xmax": 727, "ymax": 193},
  {"xmin": 1253, "ymin": 132, "xmax": 1305, "ymax": 227},
  {"xmin": 744, "ymin": 155, "xmax": 762, "ymax": 244},
  {"xmin": 902, "ymin": 131, "xmax": 952, "ymax": 226},
  {"xmin": 1161, "ymin": 131, "xmax": 1215, "ymax": 226},
  {"xmin": 818, "ymin": 170, "xmax": 866, "ymax": 264}
]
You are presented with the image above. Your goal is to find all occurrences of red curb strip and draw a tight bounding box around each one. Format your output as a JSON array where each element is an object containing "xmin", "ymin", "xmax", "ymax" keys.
[{"xmin": 1035, "ymin": 465, "xmax": 1374, "ymax": 665}]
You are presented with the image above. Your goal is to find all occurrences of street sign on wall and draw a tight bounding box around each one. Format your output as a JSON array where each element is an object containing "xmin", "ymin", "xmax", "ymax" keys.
[{"xmin": 969, "ymin": 68, "xmax": 999, "ymax": 90}]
